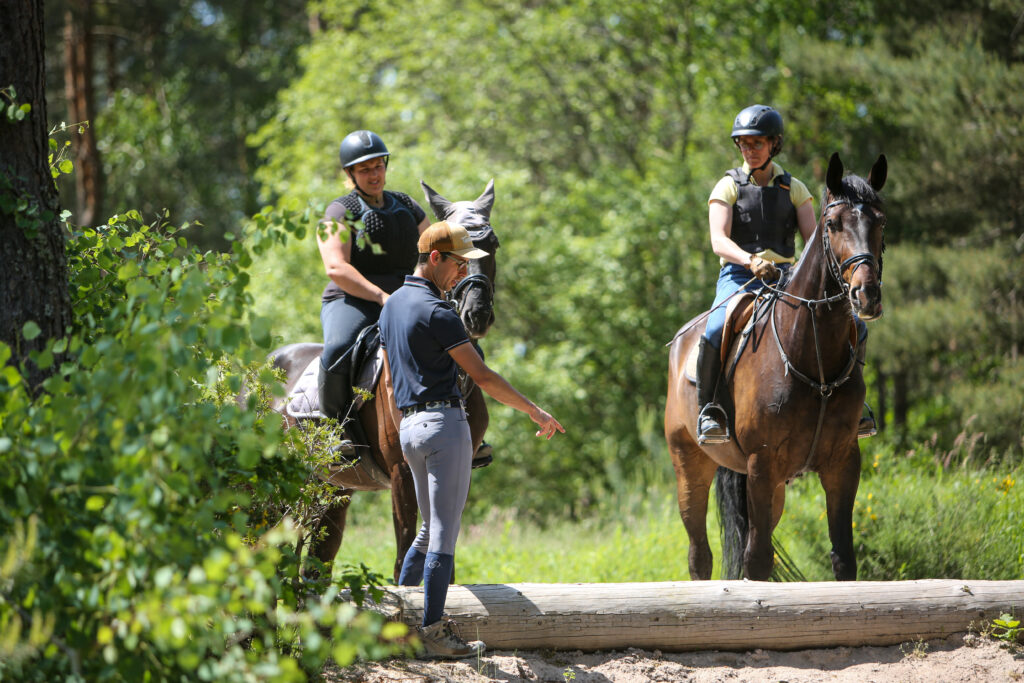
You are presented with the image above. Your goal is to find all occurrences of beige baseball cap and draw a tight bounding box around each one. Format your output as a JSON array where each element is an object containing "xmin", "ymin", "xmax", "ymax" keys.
[{"xmin": 417, "ymin": 221, "xmax": 490, "ymax": 259}]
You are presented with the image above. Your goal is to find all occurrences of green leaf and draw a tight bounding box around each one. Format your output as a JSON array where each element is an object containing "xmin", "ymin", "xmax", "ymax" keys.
[{"xmin": 22, "ymin": 321, "xmax": 42, "ymax": 340}]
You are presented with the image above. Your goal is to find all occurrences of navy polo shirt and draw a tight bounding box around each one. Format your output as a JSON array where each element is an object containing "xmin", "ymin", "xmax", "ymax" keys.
[{"xmin": 379, "ymin": 275, "xmax": 471, "ymax": 409}]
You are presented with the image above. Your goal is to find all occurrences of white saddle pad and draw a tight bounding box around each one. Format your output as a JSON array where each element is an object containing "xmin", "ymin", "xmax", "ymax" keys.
[{"xmin": 285, "ymin": 350, "xmax": 383, "ymax": 420}]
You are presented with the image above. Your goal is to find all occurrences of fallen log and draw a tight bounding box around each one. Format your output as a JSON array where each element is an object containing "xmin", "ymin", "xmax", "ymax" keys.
[{"xmin": 364, "ymin": 580, "xmax": 1024, "ymax": 652}]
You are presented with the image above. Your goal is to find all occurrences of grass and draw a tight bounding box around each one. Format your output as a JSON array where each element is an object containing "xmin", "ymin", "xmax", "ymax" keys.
[{"xmin": 330, "ymin": 451, "xmax": 1024, "ymax": 585}]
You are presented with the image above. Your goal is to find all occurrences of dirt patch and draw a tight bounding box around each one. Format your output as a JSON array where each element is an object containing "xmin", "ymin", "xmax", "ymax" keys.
[{"xmin": 325, "ymin": 634, "xmax": 1023, "ymax": 682}]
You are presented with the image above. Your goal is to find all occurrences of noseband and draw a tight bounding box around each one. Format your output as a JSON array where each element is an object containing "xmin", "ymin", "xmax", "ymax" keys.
[{"xmin": 448, "ymin": 273, "xmax": 494, "ymax": 314}]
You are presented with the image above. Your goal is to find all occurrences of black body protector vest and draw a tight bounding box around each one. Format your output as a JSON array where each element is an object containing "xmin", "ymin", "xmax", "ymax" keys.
[
  {"xmin": 725, "ymin": 167, "xmax": 797, "ymax": 259},
  {"xmin": 321, "ymin": 190, "xmax": 424, "ymax": 301}
]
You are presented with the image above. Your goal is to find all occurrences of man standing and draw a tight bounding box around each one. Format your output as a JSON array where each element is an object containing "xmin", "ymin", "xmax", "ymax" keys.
[{"xmin": 379, "ymin": 221, "xmax": 563, "ymax": 659}]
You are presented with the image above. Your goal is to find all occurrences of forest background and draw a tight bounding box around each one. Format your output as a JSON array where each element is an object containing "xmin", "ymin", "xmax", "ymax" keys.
[
  {"xmin": 2, "ymin": 0, "xmax": 1022, "ymax": 679},
  {"xmin": 46, "ymin": 0, "xmax": 1022, "ymax": 512}
]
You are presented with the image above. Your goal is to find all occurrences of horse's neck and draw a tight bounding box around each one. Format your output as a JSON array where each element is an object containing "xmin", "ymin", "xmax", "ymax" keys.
[{"xmin": 773, "ymin": 226, "xmax": 854, "ymax": 361}]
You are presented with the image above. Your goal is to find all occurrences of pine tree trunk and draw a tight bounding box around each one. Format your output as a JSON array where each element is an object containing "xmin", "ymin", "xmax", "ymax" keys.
[
  {"xmin": 0, "ymin": 0, "xmax": 73, "ymax": 390},
  {"xmin": 64, "ymin": 0, "xmax": 104, "ymax": 226}
]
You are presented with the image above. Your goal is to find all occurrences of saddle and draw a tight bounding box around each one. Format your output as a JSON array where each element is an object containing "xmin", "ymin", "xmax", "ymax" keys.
[
  {"xmin": 684, "ymin": 292, "xmax": 757, "ymax": 383},
  {"xmin": 285, "ymin": 325, "xmax": 390, "ymax": 490}
]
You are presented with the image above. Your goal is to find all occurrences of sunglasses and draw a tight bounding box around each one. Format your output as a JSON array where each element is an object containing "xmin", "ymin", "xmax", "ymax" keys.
[
  {"xmin": 736, "ymin": 138, "xmax": 769, "ymax": 151},
  {"xmin": 443, "ymin": 253, "xmax": 469, "ymax": 269}
]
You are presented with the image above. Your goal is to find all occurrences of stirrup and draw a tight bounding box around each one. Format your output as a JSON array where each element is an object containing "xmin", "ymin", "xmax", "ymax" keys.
[
  {"xmin": 697, "ymin": 404, "xmax": 730, "ymax": 445},
  {"xmin": 858, "ymin": 403, "xmax": 877, "ymax": 439}
]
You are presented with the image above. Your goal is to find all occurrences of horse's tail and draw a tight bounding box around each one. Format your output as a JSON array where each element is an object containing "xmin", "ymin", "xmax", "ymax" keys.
[{"xmin": 714, "ymin": 467, "xmax": 748, "ymax": 580}]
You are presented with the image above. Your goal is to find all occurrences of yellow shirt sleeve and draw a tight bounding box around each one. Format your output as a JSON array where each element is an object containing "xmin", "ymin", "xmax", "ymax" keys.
[
  {"xmin": 708, "ymin": 176, "xmax": 737, "ymax": 206},
  {"xmin": 789, "ymin": 176, "xmax": 813, "ymax": 208}
]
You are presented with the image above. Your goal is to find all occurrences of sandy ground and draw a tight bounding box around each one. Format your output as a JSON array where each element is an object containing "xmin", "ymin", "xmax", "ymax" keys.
[{"xmin": 325, "ymin": 633, "xmax": 1023, "ymax": 682}]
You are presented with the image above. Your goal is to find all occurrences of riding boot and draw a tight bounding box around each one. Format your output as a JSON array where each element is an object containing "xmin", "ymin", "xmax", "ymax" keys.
[
  {"xmin": 855, "ymin": 340, "xmax": 878, "ymax": 439},
  {"xmin": 317, "ymin": 356, "xmax": 361, "ymax": 459},
  {"xmin": 696, "ymin": 336, "xmax": 729, "ymax": 444}
]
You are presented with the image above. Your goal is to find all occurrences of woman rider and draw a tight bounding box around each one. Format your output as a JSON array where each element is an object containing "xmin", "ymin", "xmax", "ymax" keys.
[
  {"xmin": 317, "ymin": 130, "xmax": 429, "ymax": 443},
  {"xmin": 696, "ymin": 105, "xmax": 876, "ymax": 443}
]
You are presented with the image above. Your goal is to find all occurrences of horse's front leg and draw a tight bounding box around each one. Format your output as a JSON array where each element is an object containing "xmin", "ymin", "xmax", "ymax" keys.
[
  {"xmin": 743, "ymin": 457, "xmax": 778, "ymax": 580},
  {"xmin": 465, "ymin": 384, "xmax": 489, "ymax": 453},
  {"xmin": 818, "ymin": 442, "xmax": 861, "ymax": 580}
]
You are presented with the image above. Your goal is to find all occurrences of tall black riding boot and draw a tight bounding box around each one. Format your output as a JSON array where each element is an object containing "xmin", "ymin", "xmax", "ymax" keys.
[
  {"xmin": 855, "ymin": 340, "xmax": 878, "ymax": 438},
  {"xmin": 696, "ymin": 336, "xmax": 729, "ymax": 444},
  {"xmin": 318, "ymin": 354, "xmax": 363, "ymax": 458},
  {"xmin": 317, "ymin": 354, "xmax": 353, "ymax": 421}
]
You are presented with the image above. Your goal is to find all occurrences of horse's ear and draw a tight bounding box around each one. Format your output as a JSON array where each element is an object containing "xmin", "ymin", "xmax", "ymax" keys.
[
  {"xmin": 868, "ymin": 154, "xmax": 887, "ymax": 192},
  {"xmin": 420, "ymin": 180, "xmax": 453, "ymax": 221},
  {"xmin": 474, "ymin": 179, "xmax": 495, "ymax": 221},
  {"xmin": 826, "ymin": 153, "xmax": 844, "ymax": 196}
]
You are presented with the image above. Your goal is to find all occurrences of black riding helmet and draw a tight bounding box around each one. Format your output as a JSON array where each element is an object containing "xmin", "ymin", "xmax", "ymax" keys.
[
  {"xmin": 339, "ymin": 130, "xmax": 390, "ymax": 169},
  {"xmin": 339, "ymin": 130, "xmax": 389, "ymax": 196},
  {"xmin": 731, "ymin": 105, "xmax": 784, "ymax": 159}
]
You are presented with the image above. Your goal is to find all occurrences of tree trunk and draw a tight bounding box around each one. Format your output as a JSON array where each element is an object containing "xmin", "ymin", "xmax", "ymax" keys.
[
  {"xmin": 366, "ymin": 580, "xmax": 1024, "ymax": 652},
  {"xmin": 875, "ymin": 370, "xmax": 887, "ymax": 432},
  {"xmin": 64, "ymin": 0, "xmax": 104, "ymax": 226},
  {"xmin": 893, "ymin": 371, "xmax": 909, "ymax": 428},
  {"xmin": 0, "ymin": 0, "xmax": 72, "ymax": 389}
]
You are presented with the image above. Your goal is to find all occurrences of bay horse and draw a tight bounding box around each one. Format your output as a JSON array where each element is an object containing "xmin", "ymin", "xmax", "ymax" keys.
[
  {"xmin": 665, "ymin": 153, "xmax": 887, "ymax": 581},
  {"xmin": 269, "ymin": 179, "xmax": 500, "ymax": 582}
]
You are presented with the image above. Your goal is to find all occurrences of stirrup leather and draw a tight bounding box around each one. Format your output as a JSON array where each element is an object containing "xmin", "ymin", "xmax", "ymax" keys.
[{"xmin": 697, "ymin": 403, "xmax": 730, "ymax": 444}]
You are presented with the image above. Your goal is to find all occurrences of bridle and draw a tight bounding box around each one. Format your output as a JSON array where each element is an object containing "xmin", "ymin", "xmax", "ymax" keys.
[{"xmin": 821, "ymin": 198, "xmax": 882, "ymax": 292}]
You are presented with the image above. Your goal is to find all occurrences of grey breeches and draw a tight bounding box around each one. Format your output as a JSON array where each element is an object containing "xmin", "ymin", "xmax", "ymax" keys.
[{"xmin": 399, "ymin": 405, "xmax": 473, "ymax": 556}]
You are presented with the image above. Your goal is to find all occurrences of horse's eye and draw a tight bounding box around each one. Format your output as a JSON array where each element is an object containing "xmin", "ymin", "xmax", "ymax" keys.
[{"xmin": 826, "ymin": 218, "xmax": 838, "ymax": 231}]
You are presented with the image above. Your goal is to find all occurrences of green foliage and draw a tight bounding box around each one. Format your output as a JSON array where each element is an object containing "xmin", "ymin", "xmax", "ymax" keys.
[
  {"xmin": 0, "ymin": 210, "xmax": 406, "ymax": 680},
  {"xmin": 870, "ymin": 245, "xmax": 1023, "ymax": 463},
  {"xmin": 330, "ymin": 447, "xmax": 1024, "ymax": 584},
  {"xmin": 1, "ymin": 85, "xmax": 32, "ymax": 123},
  {"xmin": 779, "ymin": 448, "xmax": 1024, "ymax": 581},
  {"xmin": 991, "ymin": 613, "xmax": 1023, "ymax": 645}
]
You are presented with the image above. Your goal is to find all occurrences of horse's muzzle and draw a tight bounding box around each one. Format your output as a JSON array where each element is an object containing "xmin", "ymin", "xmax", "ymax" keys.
[
  {"xmin": 463, "ymin": 307, "xmax": 495, "ymax": 338},
  {"xmin": 850, "ymin": 283, "xmax": 883, "ymax": 321}
]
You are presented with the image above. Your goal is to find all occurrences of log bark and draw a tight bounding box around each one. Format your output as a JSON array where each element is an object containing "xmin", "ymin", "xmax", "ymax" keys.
[{"xmin": 366, "ymin": 580, "xmax": 1024, "ymax": 652}]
